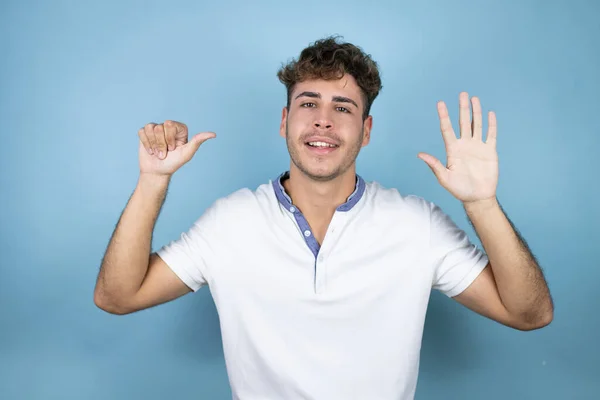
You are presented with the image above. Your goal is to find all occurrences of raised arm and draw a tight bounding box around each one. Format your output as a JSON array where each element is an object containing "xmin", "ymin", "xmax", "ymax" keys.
[
  {"xmin": 93, "ymin": 121, "xmax": 216, "ymax": 315},
  {"xmin": 456, "ymin": 198, "xmax": 553, "ymax": 330},
  {"xmin": 419, "ymin": 92, "xmax": 553, "ymax": 330}
]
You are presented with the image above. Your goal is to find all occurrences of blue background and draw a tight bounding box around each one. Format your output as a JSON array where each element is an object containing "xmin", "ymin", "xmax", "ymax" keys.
[{"xmin": 1, "ymin": 0, "xmax": 598, "ymax": 398}]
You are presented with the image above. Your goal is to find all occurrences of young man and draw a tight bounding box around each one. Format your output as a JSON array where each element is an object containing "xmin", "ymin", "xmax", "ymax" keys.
[{"xmin": 94, "ymin": 36, "xmax": 553, "ymax": 399}]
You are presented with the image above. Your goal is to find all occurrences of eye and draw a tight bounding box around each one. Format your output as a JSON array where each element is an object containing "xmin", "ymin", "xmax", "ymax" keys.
[
  {"xmin": 301, "ymin": 102, "xmax": 316, "ymax": 108},
  {"xmin": 336, "ymin": 106, "xmax": 350, "ymax": 113}
]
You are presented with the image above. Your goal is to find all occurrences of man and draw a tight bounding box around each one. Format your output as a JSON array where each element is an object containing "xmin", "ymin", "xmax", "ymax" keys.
[{"xmin": 94, "ymin": 36, "xmax": 553, "ymax": 399}]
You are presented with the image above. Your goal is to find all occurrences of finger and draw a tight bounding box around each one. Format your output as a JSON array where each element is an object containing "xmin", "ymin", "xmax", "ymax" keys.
[
  {"xmin": 144, "ymin": 123, "xmax": 158, "ymax": 155},
  {"xmin": 164, "ymin": 120, "xmax": 177, "ymax": 151},
  {"xmin": 471, "ymin": 96, "xmax": 483, "ymax": 141},
  {"xmin": 417, "ymin": 152, "xmax": 449, "ymax": 185},
  {"xmin": 458, "ymin": 92, "xmax": 472, "ymax": 139},
  {"xmin": 174, "ymin": 122, "xmax": 189, "ymax": 146},
  {"xmin": 437, "ymin": 101, "xmax": 457, "ymax": 145},
  {"xmin": 138, "ymin": 127, "xmax": 153, "ymax": 155},
  {"xmin": 486, "ymin": 111, "xmax": 497, "ymax": 146},
  {"xmin": 153, "ymin": 124, "xmax": 168, "ymax": 159},
  {"xmin": 181, "ymin": 132, "xmax": 217, "ymax": 161}
]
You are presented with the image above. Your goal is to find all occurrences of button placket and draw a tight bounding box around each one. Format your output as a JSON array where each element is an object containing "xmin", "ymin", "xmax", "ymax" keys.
[{"xmin": 314, "ymin": 256, "xmax": 326, "ymax": 293}]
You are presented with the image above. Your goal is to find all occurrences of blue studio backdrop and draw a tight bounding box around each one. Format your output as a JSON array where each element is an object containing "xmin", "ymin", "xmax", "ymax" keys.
[{"xmin": 1, "ymin": 0, "xmax": 598, "ymax": 399}]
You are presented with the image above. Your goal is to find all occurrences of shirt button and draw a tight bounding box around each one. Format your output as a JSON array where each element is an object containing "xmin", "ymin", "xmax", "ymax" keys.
[
  {"xmin": 319, "ymin": 254, "xmax": 325, "ymax": 262},
  {"xmin": 304, "ymin": 230, "xmax": 311, "ymax": 237},
  {"xmin": 289, "ymin": 206, "xmax": 296, "ymax": 213}
]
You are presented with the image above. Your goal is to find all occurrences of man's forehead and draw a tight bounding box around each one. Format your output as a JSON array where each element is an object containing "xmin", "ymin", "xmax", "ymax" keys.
[{"xmin": 293, "ymin": 76, "xmax": 361, "ymax": 96}]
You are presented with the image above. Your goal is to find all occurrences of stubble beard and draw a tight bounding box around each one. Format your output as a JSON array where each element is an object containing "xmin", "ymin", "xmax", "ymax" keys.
[{"xmin": 285, "ymin": 122, "xmax": 364, "ymax": 183}]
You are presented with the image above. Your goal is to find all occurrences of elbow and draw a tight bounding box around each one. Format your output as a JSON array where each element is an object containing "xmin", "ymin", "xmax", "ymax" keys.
[
  {"xmin": 518, "ymin": 314, "xmax": 553, "ymax": 331},
  {"xmin": 93, "ymin": 291, "xmax": 133, "ymax": 315},
  {"xmin": 536, "ymin": 308, "xmax": 554, "ymax": 329},
  {"xmin": 516, "ymin": 308, "xmax": 554, "ymax": 331}
]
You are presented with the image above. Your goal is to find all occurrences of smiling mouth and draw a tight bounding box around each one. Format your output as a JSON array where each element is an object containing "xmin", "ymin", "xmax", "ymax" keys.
[
  {"xmin": 304, "ymin": 141, "xmax": 339, "ymax": 155},
  {"xmin": 306, "ymin": 141, "xmax": 339, "ymax": 148}
]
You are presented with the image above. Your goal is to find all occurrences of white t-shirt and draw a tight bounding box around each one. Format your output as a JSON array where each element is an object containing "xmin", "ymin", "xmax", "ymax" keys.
[{"xmin": 157, "ymin": 171, "xmax": 489, "ymax": 400}]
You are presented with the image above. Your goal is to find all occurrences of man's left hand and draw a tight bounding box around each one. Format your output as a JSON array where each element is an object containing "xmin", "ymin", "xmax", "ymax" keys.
[{"xmin": 418, "ymin": 92, "xmax": 499, "ymax": 205}]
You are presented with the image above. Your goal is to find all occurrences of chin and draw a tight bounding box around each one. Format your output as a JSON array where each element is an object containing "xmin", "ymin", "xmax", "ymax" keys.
[
  {"xmin": 287, "ymin": 141, "xmax": 355, "ymax": 182},
  {"xmin": 295, "ymin": 161, "xmax": 345, "ymax": 182}
]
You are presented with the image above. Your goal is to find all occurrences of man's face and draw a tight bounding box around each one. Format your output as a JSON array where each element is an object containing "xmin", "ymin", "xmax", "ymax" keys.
[{"xmin": 279, "ymin": 75, "xmax": 373, "ymax": 182}]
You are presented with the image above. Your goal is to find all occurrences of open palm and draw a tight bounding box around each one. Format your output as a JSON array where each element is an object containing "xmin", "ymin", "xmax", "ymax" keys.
[{"xmin": 418, "ymin": 92, "xmax": 498, "ymax": 204}]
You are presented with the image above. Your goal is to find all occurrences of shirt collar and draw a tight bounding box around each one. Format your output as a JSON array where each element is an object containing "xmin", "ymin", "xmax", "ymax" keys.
[{"xmin": 272, "ymin": 171, "xmax": 366, "ymax": 212}]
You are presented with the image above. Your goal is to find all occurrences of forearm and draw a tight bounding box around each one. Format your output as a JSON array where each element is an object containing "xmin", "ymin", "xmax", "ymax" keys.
[
  {"xmin": 464, "ymin": 198, "xmax": 553, "ymax": 324},
  {"xmin": 95, "ymin": 173, "xmax": 171, "ymax": 310}
]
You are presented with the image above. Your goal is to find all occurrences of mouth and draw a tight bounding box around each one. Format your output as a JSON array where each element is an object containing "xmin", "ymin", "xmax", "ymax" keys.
[{"xmin": 304, "ymin": 140, "xmax": 339, "ymax": 155}]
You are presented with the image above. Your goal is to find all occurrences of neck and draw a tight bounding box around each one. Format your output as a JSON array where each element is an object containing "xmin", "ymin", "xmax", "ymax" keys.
[{"xmin": 283, "ymin": 165, "xmax": 357, "ymax": 220}]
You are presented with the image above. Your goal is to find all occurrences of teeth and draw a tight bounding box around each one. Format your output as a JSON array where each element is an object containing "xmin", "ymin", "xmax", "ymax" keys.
[{"xmin": 308, "ymin": 141, "xmax": 337, "ymax": 148}]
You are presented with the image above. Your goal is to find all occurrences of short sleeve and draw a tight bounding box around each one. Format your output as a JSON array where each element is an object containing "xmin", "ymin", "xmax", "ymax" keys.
[
  {"xmin": 155, "ymin": 201, "xmax": 221, "ymax": 292},
  {"xmin": 429, "ymin": 202, "xmax": 489, "ymax": 297}
]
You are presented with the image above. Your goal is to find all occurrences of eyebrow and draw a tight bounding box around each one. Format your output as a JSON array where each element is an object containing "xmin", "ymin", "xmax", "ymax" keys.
[{"xmin": 294, "ymin": 91, "xmax": 359, "ymax": 109}]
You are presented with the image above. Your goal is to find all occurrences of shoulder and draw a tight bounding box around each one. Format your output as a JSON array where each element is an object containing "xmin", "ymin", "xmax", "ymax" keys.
[
  {"xmin": 364, "ymin": 181, "xmax": 468, "ymax": 244},
  {"xmin": 361, "ymin": 180, "xmax": 463, "ymax": 245},
  {"xmin": 363, "ymin": 180, "xmax": 434, "ymax": 219},
  {"xmin": 206, "ymin": 180, "xmax": 278, "ymax": 220}
]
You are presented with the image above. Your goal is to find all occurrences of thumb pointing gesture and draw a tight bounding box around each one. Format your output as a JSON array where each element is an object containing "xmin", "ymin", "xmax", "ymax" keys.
[
  {"xmin": 138, "ymin": 120, "xmax": 216, "ymax": 177},
  {"xmin": 181, "ymin": 132, "xmax": 217, "ymax": 162}
]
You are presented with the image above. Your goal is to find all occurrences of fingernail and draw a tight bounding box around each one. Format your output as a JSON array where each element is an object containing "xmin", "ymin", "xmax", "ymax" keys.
[
  {"xmin": 159, "ymin": 151, "xmax": 164, "ymax": 158},
  {"xmin": 148, "ymin": 148, "xmax": 153, "ymax": 155}
]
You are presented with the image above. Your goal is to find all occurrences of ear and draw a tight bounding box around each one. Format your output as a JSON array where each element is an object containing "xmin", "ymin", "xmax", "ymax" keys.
[
  {"xmin": 279, "ymin": 107, "xmax": 288, "ymax": 138},
  {"xmin": 361, "ymin": 115, "xmax": 373, "ymax": 147}
]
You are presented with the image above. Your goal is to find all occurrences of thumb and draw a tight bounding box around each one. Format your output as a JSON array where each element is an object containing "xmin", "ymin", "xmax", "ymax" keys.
[
  {"xmin": 182, "ymin": 132, "xmax": 216, "ymax": 160},
  {"xmin": 417, "ymin": 152, "xmax": 448, "ymax": 183}
]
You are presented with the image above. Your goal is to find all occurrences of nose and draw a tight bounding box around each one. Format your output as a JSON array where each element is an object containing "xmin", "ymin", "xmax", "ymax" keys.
[{"xmin": 313, "ymin": 110, "xmax": 333, "ymax": 130}]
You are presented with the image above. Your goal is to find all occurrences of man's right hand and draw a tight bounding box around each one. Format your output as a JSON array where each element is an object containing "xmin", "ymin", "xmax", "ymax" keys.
[{"xmin": 138, "ymin": 120, "xmax": 216, "ymax": 176}]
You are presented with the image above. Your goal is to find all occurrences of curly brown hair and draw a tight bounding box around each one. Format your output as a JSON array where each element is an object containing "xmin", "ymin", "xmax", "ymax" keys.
[{"xmin": 277, "ymin": 35, "xmax": 383, "ymax": 121}]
